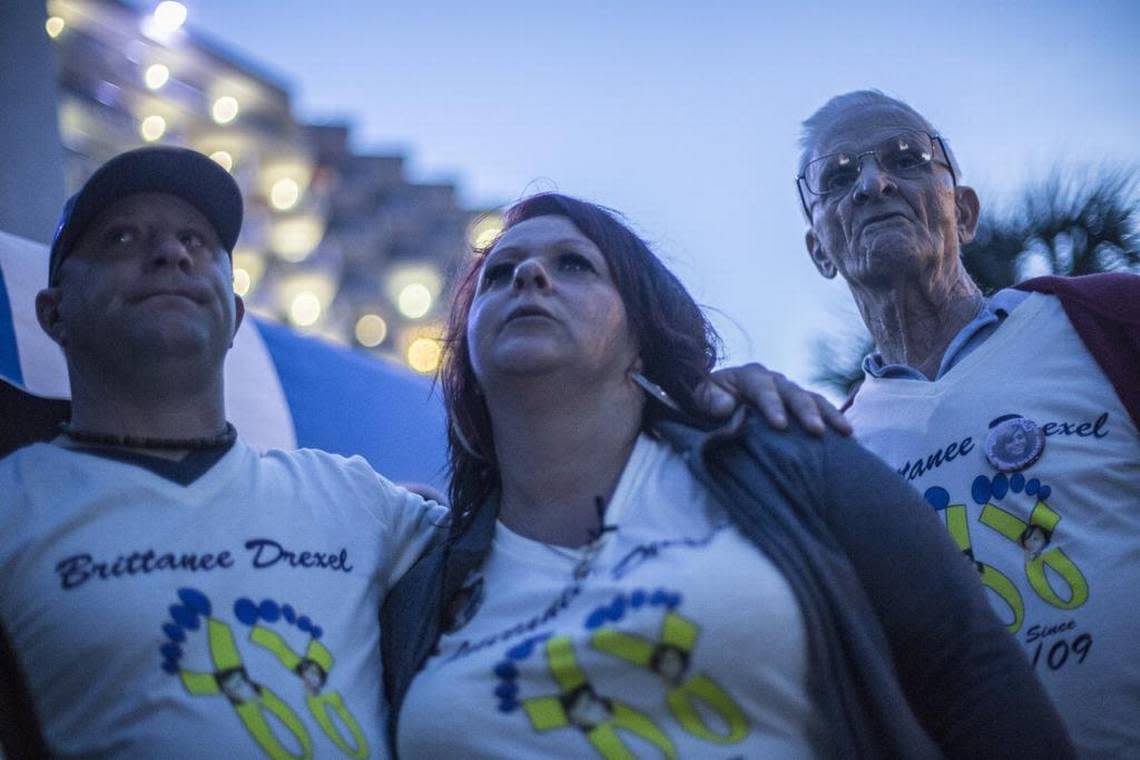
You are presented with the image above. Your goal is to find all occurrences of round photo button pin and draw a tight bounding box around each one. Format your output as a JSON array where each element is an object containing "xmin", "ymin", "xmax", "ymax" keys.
[
  {"xmin": 985, "ymin": 415, "xmax": 1045, "ymax": 473},
  {"xmin": 444, "ymin": 570, "xmax": 485, "ymax": 633}
]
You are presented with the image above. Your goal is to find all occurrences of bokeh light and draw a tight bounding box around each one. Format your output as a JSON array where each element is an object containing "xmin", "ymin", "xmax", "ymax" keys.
[
  {"xmin": 45, "ymin": 17, "xmax": 65, "ymax": 39},
  {"xmin": 139, "ymin": 115, "xmax": 166, "ymax": 142},
  {"xmin": 354, "ymin": 314, "xmax": 388, "ymax": 347},
  {"xmin": 468, "ymin": 215, "xmax": 503, "ymax": 250},
  {"xmin": 397, "ymin": 283, "xmax": 433, "ymax": 319},
  {"xmin": 289, "ymin": 291, "xmax": 322, "ymax": 327},
  {"xmin": 269, "ymin": 214, "xmax": 323, "ymax": 261},
  {"xmin": 407, "ymin": 337, "xmax": 442, "ymax": 373},
  {"xmin": 152, "ymin": 2, "xmax": 187, "ymax": 32},
  {"xmin": 231, "ymin": 249, "xmax": 265, "ymax": 297},
  {"xmin": 232, "ymin": 267, "xmax": 251, "ymax": 296},
  {"xmin": 270, "ymin": 177, "xmax": 300, "ymax": 210},
  {"xmin": 212, "ymin": 96, "xmax": 239, "ymax": 125},
  {"xmin": 144, "ymin": 63, "xmax": 170, "ymax": 90},
  {"xmin": 209, "ymin": 150, "xmax": 233, "ymax": 172}
]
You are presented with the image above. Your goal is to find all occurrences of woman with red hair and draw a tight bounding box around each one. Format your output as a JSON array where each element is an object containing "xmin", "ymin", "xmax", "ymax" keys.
[{"xmin": 382, "ymin": 193, "xmax": 1070, "ymax": 759}]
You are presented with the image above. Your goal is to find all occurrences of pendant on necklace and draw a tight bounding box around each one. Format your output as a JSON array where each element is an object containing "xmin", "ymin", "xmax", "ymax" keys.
[
  {"xmin": 444, "ymin": 570, "xmax": 485, "ymax": 633},
  {"xmin": 573, "ymin": 559, "xmax": 591, "ymax": 580}
]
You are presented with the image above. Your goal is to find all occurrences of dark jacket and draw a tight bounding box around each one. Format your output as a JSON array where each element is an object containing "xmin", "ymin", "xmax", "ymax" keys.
[
  {"xmin": 1014, "ymin": 273, "xmax": 1140, "ymax": 429},
  {"xmin": 381, "ymin": 410, "xmax": 1074, "ymax": 758}
]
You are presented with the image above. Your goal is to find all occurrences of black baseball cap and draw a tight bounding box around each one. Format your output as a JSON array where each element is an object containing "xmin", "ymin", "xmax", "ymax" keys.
[{"xmin": 48, "ymin": 146, "xmax": 243, "ymax": 286}]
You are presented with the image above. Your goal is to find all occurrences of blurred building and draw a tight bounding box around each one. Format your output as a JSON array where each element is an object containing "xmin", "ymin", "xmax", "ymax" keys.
[{"xmin": 43, "ymin": 0, "xmax": 501, "ymax": 373}]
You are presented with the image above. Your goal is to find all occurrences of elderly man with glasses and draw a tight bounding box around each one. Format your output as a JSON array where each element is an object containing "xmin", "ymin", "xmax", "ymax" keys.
[{"xmin": 796, "ymin": 89, "xmax": 1139, "ymax": 757}]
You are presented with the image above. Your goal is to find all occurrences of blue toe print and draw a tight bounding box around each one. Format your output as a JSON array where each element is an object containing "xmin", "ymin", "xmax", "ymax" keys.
[
  {"xmin": 258, "ymin": 599, "xmax": 281, "ymax": 622},
  {"xmin": 507, "ymin": 633, "xmax": 550, "ymax": 661},
  {"xmin": 969, "ymin": 474, "xmax": 1052, "ymax": 506},
  {"xmin": 169, "ymin": 603, "xmax": 200, "ymax": 630},
  {"xmin": 971, "ymin": 475, "xmax": 992, "ymax": 505},
  {"xmin": 991, "ymin": 473, "xmax": 1009, "ymax": 499},
  {"xmin": 494, "ymin": 681, "xmax": 518, "ymax": 700},
  {"xmin": 233, "ymin": 597, "xmax": 258, "ymax": 625},
  {"xmin": 231, "ymin": 598, "xmax": 324, "ymax": 639},
  {"xmin": 924, "ymin": 486, "xmax": 950, "ymax": 511},
  {"xmin": 178, "ymin": 587, "xmax": 211, "ymax": 615},
  {"xmin": 496, "ymin": 634, "xmax": 551, "ymax": 712}
]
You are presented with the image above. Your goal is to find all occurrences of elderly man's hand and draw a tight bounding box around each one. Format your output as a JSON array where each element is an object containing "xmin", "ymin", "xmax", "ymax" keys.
[{"xmin": 695, "ymin": 363, "xmax": 852, "ymax": 436}]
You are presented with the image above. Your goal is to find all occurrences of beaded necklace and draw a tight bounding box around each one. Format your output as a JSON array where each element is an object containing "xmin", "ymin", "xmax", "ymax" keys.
[{"xmin": 59, "ymin": 422, "xmax": 237, "ymax": 450}]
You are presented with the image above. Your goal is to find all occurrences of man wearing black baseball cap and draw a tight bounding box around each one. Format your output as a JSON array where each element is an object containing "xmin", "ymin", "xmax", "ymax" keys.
[
  {"xmin": 47, "ymin": 146, "xmax": 244, "ymax": 287},
  {"xmin": 0, "ymin": 146, "xmax": 448, "ymax": 757},
  {"xmin": 0, "ymin": 146, "xmax": 852, "ymax": 757},
  {"xmin": 39, "ymin": 146, "xmax": 246, "ymax": 447}
]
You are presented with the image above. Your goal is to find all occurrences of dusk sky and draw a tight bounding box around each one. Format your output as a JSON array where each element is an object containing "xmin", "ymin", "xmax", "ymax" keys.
[{"xmin": 181, "ymin": 0, "xmax": 1140, "ymax": 394}]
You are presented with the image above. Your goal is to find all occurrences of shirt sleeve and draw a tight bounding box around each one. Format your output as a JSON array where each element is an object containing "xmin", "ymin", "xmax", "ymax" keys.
[
  {"xmin": 291, "ymin": 449, "xmax": 450, "ymax": 593},
  {"xmin": 817, "ymin": 432, "xmax": 1075, "ymax": 758},
  {"xmin": 370, "ymin": 476, "xmax": 450, "ymax": 593}
]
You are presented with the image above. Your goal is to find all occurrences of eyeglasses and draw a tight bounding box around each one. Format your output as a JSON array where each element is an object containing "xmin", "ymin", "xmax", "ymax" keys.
[{"xmin": 796, "ymin": 131, "xmax": 956, "ymax": 217}]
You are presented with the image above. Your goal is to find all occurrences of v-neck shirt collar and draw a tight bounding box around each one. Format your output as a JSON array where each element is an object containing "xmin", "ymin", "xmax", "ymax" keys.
[{"xmin": 56, "ymin": 438, "xmax": 237, "ymax": 486}]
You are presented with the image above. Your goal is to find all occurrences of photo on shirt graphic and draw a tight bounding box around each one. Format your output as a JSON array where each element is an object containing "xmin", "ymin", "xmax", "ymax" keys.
[
  {"xmin": 159, "ymin": 587, "xmax": 369, "ymax": 760},
  {"xmin": 919, "ymin": 435, "xmax": 1096, "ymax": 681},
  {"xmin": 485, "ymin": 586, "xmax": 750, "ymax": 759}
]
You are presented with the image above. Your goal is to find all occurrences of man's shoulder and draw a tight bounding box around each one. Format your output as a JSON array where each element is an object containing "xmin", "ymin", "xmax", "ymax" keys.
[
  {"xmin": 254, "ymin": 444, "xmax": 379, "ymax": 479},
  {"xmin": 0, "ymin": 444, "xmax": 95, "ymax": 523},
  {"xmin": 0, "ymin": 441, "xmax": 74, "ymax": 477},
  {"xmin": 250, "ymin": 443, "xmax": 414, "ymax": 498}
]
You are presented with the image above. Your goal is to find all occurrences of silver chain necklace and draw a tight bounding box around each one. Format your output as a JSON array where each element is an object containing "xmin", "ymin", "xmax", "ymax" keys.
[
  {"xmin": 542, "ymin": 537, "xmax": 609, "ymax": 580},
  {"xmin": 540, "ymin": 496, "xmax": 617, "ymax": 580}
]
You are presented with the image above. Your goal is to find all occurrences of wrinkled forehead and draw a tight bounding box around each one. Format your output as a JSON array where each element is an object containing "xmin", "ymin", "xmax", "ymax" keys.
[
  {"xmin": 89, "ymin": 191, "xmax": 213, "ymax": 229},
  {"xmin": 810, "ymin": 104, "xmax": 932, "ymax": 160},
  {"xmin": 487, "ymin": 214, "xmax": 599, "ymax": 263}
]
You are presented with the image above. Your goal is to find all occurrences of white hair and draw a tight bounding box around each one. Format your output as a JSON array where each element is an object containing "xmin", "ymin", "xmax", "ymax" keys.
[{"xmin": 797, "ymin": 89, "xmax": 960, "ymax": 178}]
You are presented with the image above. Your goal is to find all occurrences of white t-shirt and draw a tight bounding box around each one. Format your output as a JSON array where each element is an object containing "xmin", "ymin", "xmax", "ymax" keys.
[
  {"xmin": 848, "ymin": 293, "xmax": 1140, "ymax": 758},
  {"xmin": 398, "ymin": 433, "xmax": 824, "ymax": 759},
  {"xmin": 0, "ymin": 439, "xmax": 448, "ymax": 759}
]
